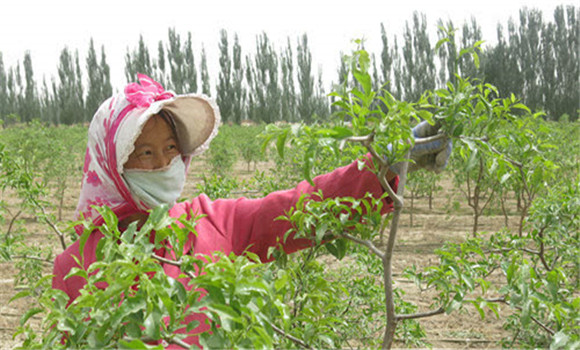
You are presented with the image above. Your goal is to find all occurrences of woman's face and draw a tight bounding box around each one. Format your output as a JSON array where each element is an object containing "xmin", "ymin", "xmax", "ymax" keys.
[{"xmin": 124, "ymin": 115, "xmax": 180, "ymax": 170}]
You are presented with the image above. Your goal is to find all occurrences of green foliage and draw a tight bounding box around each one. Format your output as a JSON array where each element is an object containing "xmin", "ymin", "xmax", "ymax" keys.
[
  {"xmin": 0, "ymin": 122, "xmax": 87, "ymax": 220},
  {"xmin": 7, "ymin": 32, "xmax": 579, "ymax": 349},
  {"xmin": 206, "ymin": 127, "xmax": 238, "ymax": 176},
  {"xmin": 231, "ymin": 124, "xmax": 266, "ymax": 171},
  {"xmin": 405, "ymin": 180, "xmax": 580, "ymax": 348},
  {"xmin": 195, "ymin": 174, "xmax": 241, "ymax": 200},
  {"xmin": 0, "ymin": 144, "xmax": 54, "ymax": 287}
]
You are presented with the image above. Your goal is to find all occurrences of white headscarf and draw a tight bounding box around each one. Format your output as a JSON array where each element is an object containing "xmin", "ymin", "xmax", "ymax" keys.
[{"xmin": 74, "ymin": 74, "xmax": 220, "ymax": 233}]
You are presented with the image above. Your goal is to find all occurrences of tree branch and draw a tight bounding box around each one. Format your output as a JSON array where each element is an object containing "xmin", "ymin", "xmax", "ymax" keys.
[
  {"xmin": 270, "ymin": 323, "xmax": 313, "ymax": 350},
  {"xmin": 11, "ymin": 255, "xmax": 53, "ymax": 264},
  {"xmin": 470, "ymin": 296, "xmax": 556, "ymax": 336},
  {"xmin": 36, "ymin": 203, "xmax": 67, "ymax": 251},
  {"xmin": 396, "ymin": 307, "xmax": 445, "ymax": 321},
  {"xmin": 152, "ymin": 254, "xmax": 196, "ymax": 280},
  {"xmin": 340, "ymin": 232, "xmax": 385, "ymax": 259}
]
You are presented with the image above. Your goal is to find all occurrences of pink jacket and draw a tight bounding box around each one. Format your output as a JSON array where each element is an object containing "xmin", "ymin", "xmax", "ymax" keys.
[{"xmin": 52, "ymin": 158, "xmax": 398, "ymax": 348}]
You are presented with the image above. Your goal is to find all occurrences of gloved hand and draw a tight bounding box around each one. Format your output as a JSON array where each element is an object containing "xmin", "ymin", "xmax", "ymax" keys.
[{"xmin": 389, "ymin": 120, "xmax": 452, "ymax": 174}]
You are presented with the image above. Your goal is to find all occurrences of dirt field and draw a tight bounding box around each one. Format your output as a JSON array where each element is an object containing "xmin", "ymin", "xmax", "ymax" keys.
[{"xmin": 0, "ymin": 159, "xmax": 519, "ymax": 349}]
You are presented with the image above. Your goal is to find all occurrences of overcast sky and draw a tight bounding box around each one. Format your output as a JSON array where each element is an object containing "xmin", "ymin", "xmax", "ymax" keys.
[{"xmin": 0, "ymin": 0, "xmax": 574, "ymax": 92}]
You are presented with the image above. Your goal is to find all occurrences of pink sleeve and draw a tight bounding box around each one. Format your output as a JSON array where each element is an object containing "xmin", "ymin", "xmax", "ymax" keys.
[{"xmin": 189, "ymin": 155, "xmax": 398, "ymax": 262}]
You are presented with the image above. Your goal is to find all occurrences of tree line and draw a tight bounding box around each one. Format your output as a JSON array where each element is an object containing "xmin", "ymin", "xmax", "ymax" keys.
[{"xmin": 0, "ymin": 5, "xmax": 577, "ymax": 126}]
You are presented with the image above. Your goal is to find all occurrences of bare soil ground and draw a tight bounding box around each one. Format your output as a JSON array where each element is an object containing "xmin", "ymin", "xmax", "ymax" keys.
[{"xmin": 1, "ymin": 159, "xmax": 520, "ymax": 349}]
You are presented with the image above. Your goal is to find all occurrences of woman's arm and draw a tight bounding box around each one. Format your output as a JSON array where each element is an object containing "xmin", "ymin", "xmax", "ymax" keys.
[{"xmin": 185, "ymin": 155, "xmax": 398, "ymax": 262}]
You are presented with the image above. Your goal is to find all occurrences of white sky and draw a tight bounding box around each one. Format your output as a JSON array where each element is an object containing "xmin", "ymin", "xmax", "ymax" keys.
[{"xmin": 0, "ymin": 0, "xmax": 574, "ymax": 93}]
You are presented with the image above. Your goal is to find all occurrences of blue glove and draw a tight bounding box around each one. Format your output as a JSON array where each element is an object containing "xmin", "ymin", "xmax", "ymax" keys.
[{"xmin": 390, "ymin": 121, "xmax": 452, "ymax": 174}]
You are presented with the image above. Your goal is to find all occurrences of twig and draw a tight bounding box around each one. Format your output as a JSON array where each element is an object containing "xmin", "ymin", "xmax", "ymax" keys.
[
  {"xmin": 167, "ymin": 336, "xmax": 192, "ymax": 349},
  {"xmin": 270, "ymin": 323, "xmax": 313, "ymax": 350},
  {"xmin": 11, "ymin": 255, "xmax": 53, "ymax": 264},
  {"xmin": 536, "ymin": 226, "xmax": 552, "ymax": 271},
  {"xmin": 36, "ymin": 203, "xmax": 67, "ymax": 251},
  {"xmin": 5, "ymin": 209, "xmax": 22, "ymax": 239},
  {"xmin": 152, "ymin": 254, "xmax": 196, "ymax": 280},
  {"xmin": 396, "ymin": 307, "xmax": 445, "ymax": 320},
  {"xmin": 460, "ymin": 136, "xmax": 523, "ymax": 168},
  {"xmin": 480, "ymin": 296, "xmax": 556, "ymax": 336},
  {"xmin": 344, "ymin": 132, "xmax": 388, "ymax": 168},
  {"xmin": 340, "ymin": 232, "xmax": 385, "ymax": 259}
]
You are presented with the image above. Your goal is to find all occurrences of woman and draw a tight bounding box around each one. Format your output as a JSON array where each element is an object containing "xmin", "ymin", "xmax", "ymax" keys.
[{"xmin": 52, "ymin": 74, "xmax": 450, "ymax": 348}]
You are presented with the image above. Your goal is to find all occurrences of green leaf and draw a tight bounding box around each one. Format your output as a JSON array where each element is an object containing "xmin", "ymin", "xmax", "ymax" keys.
[
  {"xmin": 315, "ymin": 126, "xmax": 353, "ymax": 140},
  {"xmin": 435, "ymin": 37, "xmax": 450, "ymax": 51},
  {"xmin": 512, "ymin": 103, "xmax": 531, "ymax": 113},
  {"xmin": 9, "ymin": 290, "xmax": 31, "ymax": 303},
  {"xmin": 20, "ymin": 307, "xmax": 43, "ymax": 326},
  {"xmin": 118, "ymin": 339, "xmax": 164, "ymax": 350},
  {"xmin": 143, "ymin": 310, "xmax": 161, "ymax": 340},
  {"xmin": 551, "ymin": 331, "xmax": 570, "ymax": 350},
  {"xmin": 276, "ymin": 130, "xmax": 288, "ymax": 159}
]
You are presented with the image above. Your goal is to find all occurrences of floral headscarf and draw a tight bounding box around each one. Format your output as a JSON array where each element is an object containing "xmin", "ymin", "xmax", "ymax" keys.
[{"xmin": 75, "ymin": 74, "xmax": 220, "ymax": 233}]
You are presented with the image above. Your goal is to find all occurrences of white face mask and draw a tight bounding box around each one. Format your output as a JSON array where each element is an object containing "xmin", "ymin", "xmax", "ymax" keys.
[{"xmin": 123, "ymin": 156, "xmax": 186, "ymax": 209}]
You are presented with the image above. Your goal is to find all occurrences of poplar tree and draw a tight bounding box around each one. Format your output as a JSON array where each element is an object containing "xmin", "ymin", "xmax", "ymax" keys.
[
  {"xmin": 553, "ymin": 5, "xmax": 579, "ymax": 119},
  {"xmin": 217, "ymin": 29, "xmax": 233, "ymax": 122},
  {"xmin": 56, "ymin": 47, "xmax": 84, "ymax": 124},
  {"xmin": 86, "ymin": 39, "xmax": 112, "ymax": 118},
  {"xmin": 379, "ymin": 23, "xmax": 393, "ymax": 93},
  {"xmin": 22, "ymin": 52, "xmax": 39, "ymax": 122},
  {"xmin": 125, "ymin": 35, "xmax": 152, "ymax": 82},
  {"xmin": 331, "ymin": 52, "xmax": 349, "ymax": 115},
  {"xmin": 166, "ymin": 28, "xmax": 186, "ymax": 93},
  {"xmin": 391, "ymin": 38, "xmax": 403, "ymax": 100},
  {"xmin": 200, "ymin": 44, "xmax": 211, "ymax": 96},
  {"xmin": 280, "ymin": 38, "xmax": 296, "ymax": 122},
  {"xmin": 483, "ymin": 24, "xmax": 511, "ymax": 98},
  {"xmin": 517, "ymin": 8, "xmax": 544, "ymax": 111},
  {"xmin": 245, "ymin": 55, "xmax": 257, "ymax": 122},
  {"xmin": 251, "ymin": 32, "xmax": 280, "ymax": 123},
  {"xmin": 459, "ymin": 17, "xmax": 483, "ymax": 80},
  {"xmin": 401, "ymin": 12, "xmax": 436, "ymax": 102},
  {"xmin": 6, "ymin": 67, "xmax": 18, "ymax": 122},
  {"xmin": 506, "ymin": 19, "xmax": 524, "ymax": 100},
  {"xmin": 231, "ymin": 34, "xmax": 245, "ymax": 123},
  {"xmin": 540, "ymin": 22, "xmax": 557, "ymax": 118},
  {"xmin": 297, "ymin": 33, "xmax": 315, "ymax": 123},
  {"xmin": 0, "ymin": 53, "xmax": 8, "ymax": 122},
  {"xmin": 155, "ymin": 40, "xmax": 167, "ymax": 87},
  {"xmin": 313, "ymin": 69, "xmax": 330, "ymax": 121},
  {"xmin": 436, "ymin": 19, "xmax": 458, "ymax": 87},
  {"xmin": 40, "ymin": 77, "xmax": 56, "ymax": 123},
  {"xmin": 183, "ymin": 32, "xmax": 197, "ymax": 93}
]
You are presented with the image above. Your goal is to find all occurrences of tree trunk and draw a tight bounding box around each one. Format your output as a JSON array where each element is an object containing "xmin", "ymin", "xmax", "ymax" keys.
[
  {"xmin": 500, "ymin": 193, "xmax": 509, "ymax": 228},
  {"xmin": 410, "ymin": 192, "xmax": 414, "ymax": 228}
]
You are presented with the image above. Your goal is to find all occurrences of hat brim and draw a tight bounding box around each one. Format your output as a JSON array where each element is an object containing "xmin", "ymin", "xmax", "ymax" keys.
[
  {"xmin": 116, "ymin": 93, "xmax": 221, "ymax": 174},
  {"xmin": 161, "ymin": 95, "xmax": 218, "ymax": 156}
]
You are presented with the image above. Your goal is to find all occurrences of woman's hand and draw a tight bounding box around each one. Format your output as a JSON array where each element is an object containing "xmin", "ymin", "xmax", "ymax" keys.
[{"xmin": 390, "ymin": 121, "xmax": 452, "ymax": 174}]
